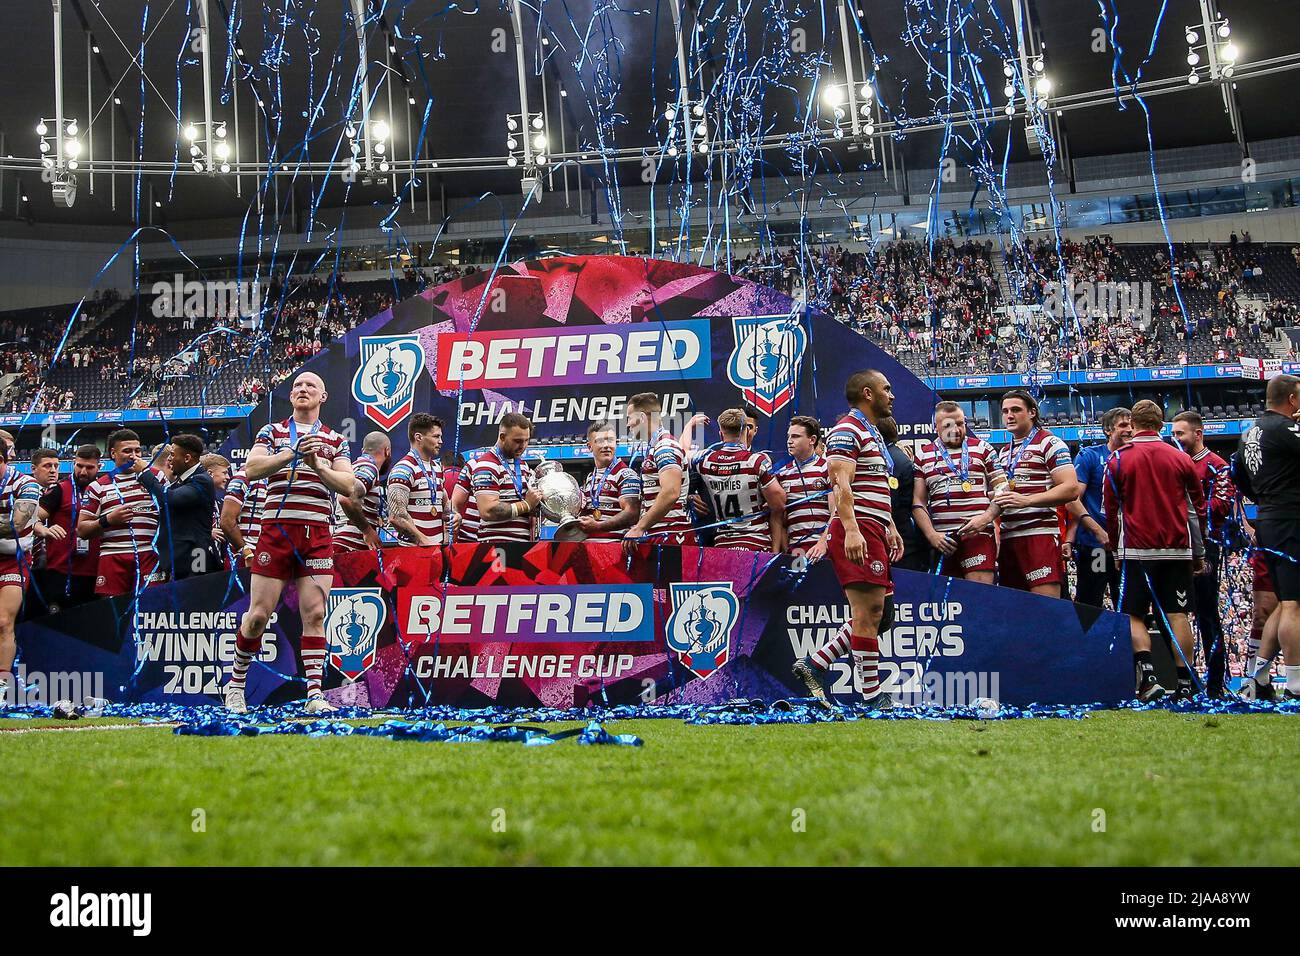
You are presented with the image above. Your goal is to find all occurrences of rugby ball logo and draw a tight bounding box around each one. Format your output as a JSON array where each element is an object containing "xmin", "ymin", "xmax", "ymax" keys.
[{"xmin": 352, "ymin": 335, "xmax": 426, "ymax": 430}]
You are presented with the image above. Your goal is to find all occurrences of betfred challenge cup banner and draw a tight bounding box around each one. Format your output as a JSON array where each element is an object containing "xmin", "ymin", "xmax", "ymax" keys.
[
  {"xmin": 221, "ymin": 255, "xmax": 938, "ymax": 459},
  {"xmin": 16, "ymin": 543, "xmax": 1133, "ymax": 710}
]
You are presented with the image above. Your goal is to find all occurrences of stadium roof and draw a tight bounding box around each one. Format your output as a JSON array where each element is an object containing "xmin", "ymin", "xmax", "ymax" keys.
[{"xmin": 1, "ymin": 0, "xmax": 1298, "ymax": 229}]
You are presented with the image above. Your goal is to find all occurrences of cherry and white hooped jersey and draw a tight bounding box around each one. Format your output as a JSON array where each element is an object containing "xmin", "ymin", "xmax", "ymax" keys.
[
  {"xmin": 697, "ymin": 443, "xmax": 779, "ymax": 551},
  {"xmin": 332, "ymin": 453, "xmax": 386, "ymax": 552},
  {"xmin": 915, "ymin": 437, "xmax": 1005, "ymax": 535},
  {"xmin": 998, "ymin": 428, "xmax": 1073, "ymax": 539},
  {"xmin": 636, "ymin": 428, "xmax": 693, "ymax": 539},
  {"xmin": 470, "ymin": 447, "xmax": 535, "ymax": 543},
  {"xmin": 388, "ymin": 450, "xmax": 447, "ymax": 545},
  {"xmin": 225, "ymin": 470, "xmax": 268, "ymax": 550},
  {"xmin": 455, "ymin": 465, "xmax": 481, "ymax": 542},
  {"xmin": 775, "ymin": 454, "xmax": 832, "ymax": 551},
  {"xmin": 581, "ymin": 459, "xmax": 640, "ymax": 543},
  {"xmin": 253, "ymin": 418, "xmax": 351, "ymax": 527},
  {"xmin": 81, "ymin": 469, "xmax": 160, "ymax": 556},
  {"xmin": 0, "ymin": 466, "xmax": 40, "ymax": 553},
  {"xmin": 824, "ymin": 411, "xmax": 892, "ymax": 532}
]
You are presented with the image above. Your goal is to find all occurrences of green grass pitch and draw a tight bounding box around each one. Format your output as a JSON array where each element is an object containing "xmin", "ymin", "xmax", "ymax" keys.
[{"xmin": 2, "ymin": 711, "xmax": 1295, "ymax": 866}]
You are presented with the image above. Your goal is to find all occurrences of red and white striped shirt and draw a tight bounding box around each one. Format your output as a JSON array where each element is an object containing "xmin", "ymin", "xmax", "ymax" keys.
[
  {"xmin": 581, "ymin": 459, "xmax": 640, "ymax": 543},
  {"xmin": 0, "ymin": 466, "xmax": 40, "ymax": 553},
  {"xmin": 253, "ymin": 418, "xmax": 351, "ymax": 527},
  {"xmin": 388, "ymin": 450, "xmax": 447, "ymax": 545},
  {"xmin": 775, "ymin": 454, "xmax": 831, "ymax": 552},
  {"xmin": 998, "ymin": 428, "xmax": 1073, "ymax": 539},
  {"xmin": 637, "ymin": 428, "xmax": 693, "ymax": 539},
  {"xmin": 225, "ymin": 470, "xmax": 268, "ymax": 550},
  {"xmin": 915, "ymin": 437, "xmax": 1005, "ymax": 535},
  {"xmin": 825, "ymin": 410, "xmax": 893, "ymax": 532},
  {"xmin": 333, "ymin": 454, "xmax": 385, "ymax": 552},
  {"xmin": 455, "ymin": 465, "xmax": 481, "ymax": 543},
  {"xmin": 82, "ymin": 470, "xmax": 160, "ymax": 556},
  {"xmin": 470, "ymin": 447, "xmax": 535, "ymax": 543},
  {"xmin": 698, "ymin": 444, "xmax": 778, "ymax": 551}
]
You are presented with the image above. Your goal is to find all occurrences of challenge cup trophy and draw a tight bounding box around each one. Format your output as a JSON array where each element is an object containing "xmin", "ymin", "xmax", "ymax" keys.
[{"xmin": 532, "ymin": 460, "xmax": 586, "ymax": 542}]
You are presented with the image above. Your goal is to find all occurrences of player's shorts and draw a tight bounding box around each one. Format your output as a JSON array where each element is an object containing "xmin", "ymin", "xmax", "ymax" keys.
[
  {"xmin": 1250, "ymin": 550, "xmax": 1274, "ymax": 594},
  {"xmin": 936, "ymin": 530, "xmax": 997, "ymax": 577},
  {"xmin": 998, "ymin": 533, "xmax": 1064, "ymax": 591},
  {"xmin": 1255, "ymin": 519, "xmax": 1300, "ymax": 602},
  {"xmin": 828, "ymin": 519, "xmax": 891, "ymax": 590},
  {"xmin": 0, "ymin": 553, "xmax": 31, "ymax": 590},
  {"xmin": 94, "ymin": 551, "xmax": 167, "ymax": 597},
  {"xmin": 1118, "ymin": 559, "xmax": 1194, "ymax": 618},
  {"xmin": 253, "ymin": 522, "xmax": 334, "ymax": 580}
]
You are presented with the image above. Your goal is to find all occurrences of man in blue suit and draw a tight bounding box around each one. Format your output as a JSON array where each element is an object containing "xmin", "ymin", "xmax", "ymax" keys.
[{"xmin": 135, "ymin": 433, "xmax": 217, "ymax": 580}]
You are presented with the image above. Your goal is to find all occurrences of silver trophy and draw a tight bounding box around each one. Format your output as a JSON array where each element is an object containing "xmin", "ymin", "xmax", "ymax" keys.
[{"xmin": 533, "ymin": 460, "xmax": 586, "ymax": 541}]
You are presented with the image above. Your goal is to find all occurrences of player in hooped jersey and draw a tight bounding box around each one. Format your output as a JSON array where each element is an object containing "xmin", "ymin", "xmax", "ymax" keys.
[
  {"xmin": 775, "ymin": 416, "xmax": 833, "ymax": 559},
  {"xmin": 450, "ymin": 452, "xmax": 483, "ymax": 543},
  {"xmin": 696, "ymin": 408, "xmax": 786, "ymax": 552},
  {"xmin": 0, "ymin": 431, "xmax": 41, "ymax": 702},
  {"xmin": 994, "ymin": 389, "xmax": 1080, "ymax": 598},
  {"xmin": 220, "ymin": 468, "xmax": 269, "ymax": 568},
  {"xmin": 623, "ymin": 391, "xmax": 694, "ymax": 548},
  {"xmin": 223, "ymin": 372, "xmax": 355, "ymax": 715},
  {"xmin": 577, "ymin": 421, "xmax": 640, "ymax": 542},
  {"xmin": 77, "ymin": 429, "xmax": 168, "ymax": 597},
  {"xmin": 473, "ymin": 412, "xmax": 540, "ymax": 543},
  {"xmin": 388, "ymin": 414, "xmax": 451, "ymax": 546},
  {"xmin": 332, "ymin": 431, "xmax": 391, "ymax": 554},
  {"xmin": 794, "ymin": 371, "xmax": 903, "ymax": 707},
  {"xmin": 912, "ymin": 402, "xmax": 1007, "ymax": 585}
]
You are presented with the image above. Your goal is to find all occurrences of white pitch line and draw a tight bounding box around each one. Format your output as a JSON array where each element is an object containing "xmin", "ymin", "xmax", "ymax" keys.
[{"xmin": 0, "ymin": 722, "xmax": 178, "ymax": 735}]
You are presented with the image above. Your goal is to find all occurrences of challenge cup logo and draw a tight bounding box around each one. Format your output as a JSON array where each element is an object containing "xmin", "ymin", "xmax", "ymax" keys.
[
  {"xmin": 665, "ymin": 582, "xmax": 741, "ymax": 679},
  {"xmin": 325, "ymin": 589, "xmax": 387, "ymax": 680},
  {"xmin": 352, "ymin": 335, "xmax": 426, "ymax": 430},
  {"xmin": 727, "ymin": 315, "xmax": 807, "ymax": 416}
]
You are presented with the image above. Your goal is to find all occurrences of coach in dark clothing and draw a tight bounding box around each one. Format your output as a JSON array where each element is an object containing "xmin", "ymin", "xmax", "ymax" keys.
[
  {"xmin": 135, "ymin": 434, "xmax": 217, "ymax": 579},
  {"xmin": 880, "ymin": 417, "xmax": 931, "ymax": 572}
]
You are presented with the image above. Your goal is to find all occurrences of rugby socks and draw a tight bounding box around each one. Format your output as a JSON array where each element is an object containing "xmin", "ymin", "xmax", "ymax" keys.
[
  {"xmin": 810, "ymin": 623, "xmax": 852, "ymax": 671},
  {"xmin": 1252, "ymin": 657, "xmax": 1274, "ymax": 685},
  {"xmin": 1246, "ymin": 619, "xmax": 1263, "ymax": 664},
  {"xmin": 851, "ymin": 633, "xmax": 880, "ymax": 700},
  {"xmin": 1133, "ymin": 651, "xmax": 1155, "ymax": 686},
  {"xmin": 300, "ymin": 634, "xmax": 327, "ymax": 698},
  {"xmin": 1175, "ymin": 665, "xmax": 1193, "ymax": 695},
  {"xmin": 0, "ymin": 670, "xmax": 11, "ymax": 702},
  {"xmin": 229, "ymin": 629, "xmax": 261, "ymax": 690},
  {"xmin": 1287, "ymin": 666, "xmax": 1300, "ymax": 691}
]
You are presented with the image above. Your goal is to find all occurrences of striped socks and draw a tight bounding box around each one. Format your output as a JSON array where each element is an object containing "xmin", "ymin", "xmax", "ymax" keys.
[
  {"xmin": 229, "ymin": 630, "xmax": 261, "ymax": 690},
  {"xmin": 300, "ymin": 634, "xmax": 327, "ymax": 698}
]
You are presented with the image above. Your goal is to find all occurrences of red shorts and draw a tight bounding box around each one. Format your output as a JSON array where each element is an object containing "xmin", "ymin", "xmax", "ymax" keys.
[
  {"xmin": 0, "ymin": 553, "xmax": 30, "ymax": 590},
  {"xmin": 938, "ymin": 531, "xmax": 997, "ymax": 577},
  {"xmin": 998, "ymin": 534, "xmax": 1064, "ymax": 591},
  {"xmin": 95, "ymin": 551, "xmax": 167, "ymax": 597},
  {"xmin": 828, "ymin": 519, "xmax": 891, "ymax": 590},
  {"xmin": 1251, "ymin": 551, "xmax": 1274, "ymax": 594},
  {"xmin": 253, "ymin": 522, "xmax": 334, "ymax": 580}
]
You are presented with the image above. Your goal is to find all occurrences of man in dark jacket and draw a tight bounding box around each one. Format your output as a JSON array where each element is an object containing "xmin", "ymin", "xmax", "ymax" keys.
[{"xmin": 136, "ymin": 434, "xmax": 217, "ymax": 579}]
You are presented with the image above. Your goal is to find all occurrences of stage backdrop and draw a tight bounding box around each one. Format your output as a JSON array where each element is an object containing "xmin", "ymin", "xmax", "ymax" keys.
[
  {"xmin": 16, "ymin": 543, "xmax": 1133, "ymax": 709},
  {"xmin": 221, "ymin": 255, "xmax": 938, "ymax": 465}
]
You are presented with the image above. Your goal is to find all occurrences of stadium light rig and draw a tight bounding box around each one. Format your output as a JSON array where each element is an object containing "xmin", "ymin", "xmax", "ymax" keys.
[
  {"xmin": 660, "ymin": 99, "xmax": 711, "ymax": 158},
  {"xmin": 1185, "ymin": 8, "xmax": 1237, "ymax": 84},
  {"xmin": 37, "ymin": 117, "xmax": 83, "ymax": 207},
  {"xmin": 181, "ymin": 120, "xmax": 233, "ymax": 174},
  {"xmin": 344, "ymin": 118, "xmax": 392, "ymax": 182},
  {"xmin": 507, "ymin": 111, "xmax": 547, "ymax": 193},
  {"xmin": 818, "ymin": 79, "xmax": 879, "ymax": 150}
]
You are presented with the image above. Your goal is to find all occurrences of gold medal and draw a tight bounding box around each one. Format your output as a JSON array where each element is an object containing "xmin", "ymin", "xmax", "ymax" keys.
[
  {"xmin": 592, "ymin": 509, "xmax": 602, "ymax": 521},
  {"xmin": 888, "ymin": 476, "xmax": 899, "ymax": 490},
  {"xmin": 1007, "ymin": 479, "xmax": 1016, "ymax": 490},
  {"xmin": 962, "ymin": 480, "xmax": 972, "ymax": 492}
]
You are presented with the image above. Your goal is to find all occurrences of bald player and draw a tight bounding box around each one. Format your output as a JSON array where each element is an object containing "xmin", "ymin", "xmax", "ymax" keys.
[{"xmin": 222, "ymin": 371, "xmax": 354, "ymax": 714}]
